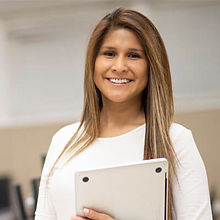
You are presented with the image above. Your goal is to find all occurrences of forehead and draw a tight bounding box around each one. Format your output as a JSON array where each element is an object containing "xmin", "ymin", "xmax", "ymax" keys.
[{"xmin": 101, "ymin": 28, "xmax": 143, "ymax": 49}]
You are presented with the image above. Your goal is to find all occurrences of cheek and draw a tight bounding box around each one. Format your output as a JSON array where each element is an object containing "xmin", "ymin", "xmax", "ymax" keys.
[
  {"xmin": 129, "ymin": 59, "xmax": 147, "ymax": 70},
  {"xmin": 94, "ymin": 57, "xmax": 111, "ymax": 75},
  {"xmin": 137, "ymin": 64, "xmax": 148, "ymax": 89},
  {"xmin": 94, "ymin": 61, "xmax": 104, "ymax": 89},
  {"xmin": 129, "ymin": 61, "xmax": 148, "ymax": 80},
  {"xmin": 94, "ymin": 59, "xmax": 101, "ymax": 87},
  {"xmin": 93, "ymin": 70, "xmax": 100, "ymax": 89}
]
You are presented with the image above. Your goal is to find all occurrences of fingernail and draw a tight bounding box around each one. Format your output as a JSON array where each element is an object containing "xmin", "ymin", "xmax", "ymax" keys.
[{"xmin": 83, "ymin": 208, "xmax": 89, "ymax": 214}]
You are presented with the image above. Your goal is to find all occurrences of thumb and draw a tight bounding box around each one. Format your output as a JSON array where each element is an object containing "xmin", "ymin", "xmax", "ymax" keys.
[{"xmin": 83, "ymin": 208, "xmax": 113, "ymax": 220}]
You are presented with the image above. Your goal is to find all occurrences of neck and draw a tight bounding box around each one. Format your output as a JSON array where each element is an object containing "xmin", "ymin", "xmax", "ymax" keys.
[{"xmin": 100, "ymin": 98, "xmax": 145, "ymax": 129}]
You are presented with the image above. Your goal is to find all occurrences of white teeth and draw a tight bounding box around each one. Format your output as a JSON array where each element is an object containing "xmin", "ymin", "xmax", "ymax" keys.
[{"xmin": 108, "ymin": 78, "xmax": 130, "ymax": 84}]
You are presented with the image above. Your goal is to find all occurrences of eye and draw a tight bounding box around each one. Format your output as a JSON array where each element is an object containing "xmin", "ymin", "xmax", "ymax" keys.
[
  {"xmin": 128, "ymin": 53, "xmax": 141, "ymax": 59},
  {"xmin": 104, "ymin": 51, "xmax": 115, "ymax": 57}
]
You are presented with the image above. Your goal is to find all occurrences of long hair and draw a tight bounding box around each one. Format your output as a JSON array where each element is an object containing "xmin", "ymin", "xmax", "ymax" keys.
[{"xmin": 49, "ymin": 7, "xmax": 177, "ymax": 220}]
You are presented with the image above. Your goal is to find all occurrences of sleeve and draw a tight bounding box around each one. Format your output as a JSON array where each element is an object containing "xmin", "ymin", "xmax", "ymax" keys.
[
  {"xmin": 34, "ymin": 134, "xmax": 58, "ymax": 220},
  {"xmin": 34, "ymin": 123, "xmax": 79, "ymax": 220},
  {"xmin": 171, "ymin": 128, "xmax": 213, "ymax": 220}
]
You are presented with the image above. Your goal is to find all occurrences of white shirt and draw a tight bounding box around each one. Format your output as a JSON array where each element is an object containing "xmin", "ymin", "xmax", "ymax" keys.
[{"xmin": 35, "ymin": 122, "xmax": 213, "ymax": 220}]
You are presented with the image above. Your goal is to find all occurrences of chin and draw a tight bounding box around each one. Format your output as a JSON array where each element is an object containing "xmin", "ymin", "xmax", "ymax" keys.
[{"xmin": 106, "ymin": 97, "xmax": 131, "ymax": 104}]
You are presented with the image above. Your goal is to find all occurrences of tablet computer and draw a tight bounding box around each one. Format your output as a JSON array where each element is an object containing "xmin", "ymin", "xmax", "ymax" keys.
[{"xmin": 75, "ymin": 158, "xmax": 168, "ymax": 220}]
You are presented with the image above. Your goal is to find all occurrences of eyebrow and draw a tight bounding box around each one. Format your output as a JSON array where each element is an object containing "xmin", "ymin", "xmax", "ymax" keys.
[{"xmin": 102, "ymin": 46, "xmax": 144, "ymax": 52}]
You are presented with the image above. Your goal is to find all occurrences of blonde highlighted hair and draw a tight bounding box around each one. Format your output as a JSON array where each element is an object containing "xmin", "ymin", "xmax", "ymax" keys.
[{"xmin": 49, "ymin": 7, "xmax": 177, "ymax": 220}]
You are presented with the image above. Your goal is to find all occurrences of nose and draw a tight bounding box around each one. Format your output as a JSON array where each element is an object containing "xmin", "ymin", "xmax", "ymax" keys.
[{"xmin": 111, "ymin": 55, "xmax": 128, "ymax": 74}]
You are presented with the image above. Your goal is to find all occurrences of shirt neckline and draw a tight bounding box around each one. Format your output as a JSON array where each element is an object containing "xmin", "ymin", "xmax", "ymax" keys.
[{"xmin": 96, "ymin": 123, "xmax": 146, "ymax": 141}]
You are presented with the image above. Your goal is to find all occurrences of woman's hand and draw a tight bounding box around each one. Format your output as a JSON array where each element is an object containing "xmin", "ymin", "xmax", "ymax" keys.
[{"xmin": 71, "ymin": 208, "xmax": 114, "ymax": 220}]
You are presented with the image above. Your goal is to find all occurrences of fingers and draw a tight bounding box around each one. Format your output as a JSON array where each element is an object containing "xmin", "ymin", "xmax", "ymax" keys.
[
  {"xmin": 83, "ymin": 208, "xmax": 114, "ymax": 220},
  {"xmin": 71, "ymin": 215, "xmax": 88, "ymax": 220}
]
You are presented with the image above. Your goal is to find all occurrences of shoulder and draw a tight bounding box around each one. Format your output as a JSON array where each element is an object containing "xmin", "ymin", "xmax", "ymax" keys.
[
  {"xmin": 42, "ymin": 122, "xmax": 81, "ymax": 172},
  {"xmin": 48, "ymin": 122, "xmax": 81, "ymax": 156},
  {"xmin": 169, "ymin": 123, "xmax": 206, "ymax": 175},
  {"xmin": 169, "ymin": 122, "xmax": 191, "ymax": 143},
  {"xmin": 169, "ymin": 122, "xmax": 199, "ymax": 157},
  {"xmin": 52, "ymin": 121, "xmax": 81, "ymax": 143}
]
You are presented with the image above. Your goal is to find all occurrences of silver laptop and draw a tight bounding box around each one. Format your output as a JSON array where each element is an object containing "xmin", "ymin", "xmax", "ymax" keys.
[{"xmin": 75, "ymin": 158, "xmax": 168, "ymax": 220}]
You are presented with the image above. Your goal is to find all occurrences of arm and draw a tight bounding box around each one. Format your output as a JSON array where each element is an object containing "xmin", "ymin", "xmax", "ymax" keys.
[
  {"xmin": 172, "ymin": 128, "xmax": 213, "ymax": 219},
  {"xmin": 35, "ymin": 123, "xmax": 80, "ymax": 220},
  {"xmin": 34, "ymin": 135, "xmax": 58, "ymax": 220}
]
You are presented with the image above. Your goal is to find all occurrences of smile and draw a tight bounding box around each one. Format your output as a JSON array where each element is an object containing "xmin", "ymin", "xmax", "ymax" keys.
[{"xmin": 107, "ymin": 78, "xmax": 132, "ymax": 84}]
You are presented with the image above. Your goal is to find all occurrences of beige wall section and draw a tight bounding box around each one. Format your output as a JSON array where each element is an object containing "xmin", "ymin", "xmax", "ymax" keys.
[
  {"xmin": 0, "ymin": 109, "xmax": 220, "ymax": 202},
  {"xmin": 0, "ymin": 122, "xmax": 69, "ymax": 199},
  {"xmin": 174, "ymin": 109, "xmax": 220, "ymax": 198}
]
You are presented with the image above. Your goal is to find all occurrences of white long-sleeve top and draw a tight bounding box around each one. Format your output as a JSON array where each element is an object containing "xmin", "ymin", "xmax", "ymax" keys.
[{"xmin": 35, "ymin": 122, "xmax": 213, "ymax": 220}]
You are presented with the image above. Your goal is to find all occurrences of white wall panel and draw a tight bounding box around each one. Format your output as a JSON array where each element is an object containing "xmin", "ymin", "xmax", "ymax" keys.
[
  {"xmin": 0, "ymin": 2, "xmax": 220, "ymax": 127},
  {"xmin": 0, "ymin": 21, "xmax": 10, "ymax": 118},
  {"xmin": 150, "ymin": 3, "xmax": 220, "ymax": 98}
]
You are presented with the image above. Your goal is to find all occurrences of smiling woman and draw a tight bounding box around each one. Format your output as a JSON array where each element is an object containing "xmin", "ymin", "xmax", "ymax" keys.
[{"xmin": 35, "ymin": 7, "xmax": 212, "ymax": 220}]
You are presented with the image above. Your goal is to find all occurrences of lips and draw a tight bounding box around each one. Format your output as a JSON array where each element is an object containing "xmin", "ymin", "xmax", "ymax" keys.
[{"xmin": 107, "ymin": 78, "xmax": 132, "ymax": 84}]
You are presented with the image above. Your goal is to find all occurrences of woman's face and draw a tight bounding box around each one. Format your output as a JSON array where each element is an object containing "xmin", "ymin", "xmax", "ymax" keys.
[{"xmin": 94, "ymin": 28, "xmax": 148, "ymax": 105}]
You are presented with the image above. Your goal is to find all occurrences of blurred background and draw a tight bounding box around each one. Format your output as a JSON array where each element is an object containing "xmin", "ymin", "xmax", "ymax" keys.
[{"xmin": 0, "ymin": 0, "xmax": 219, "ymax": 219}]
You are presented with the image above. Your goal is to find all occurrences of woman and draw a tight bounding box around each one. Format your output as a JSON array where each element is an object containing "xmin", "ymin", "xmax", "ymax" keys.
[{"xmin": 35, "ymin": 8, "xmax": 212, "ymax": 220}]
